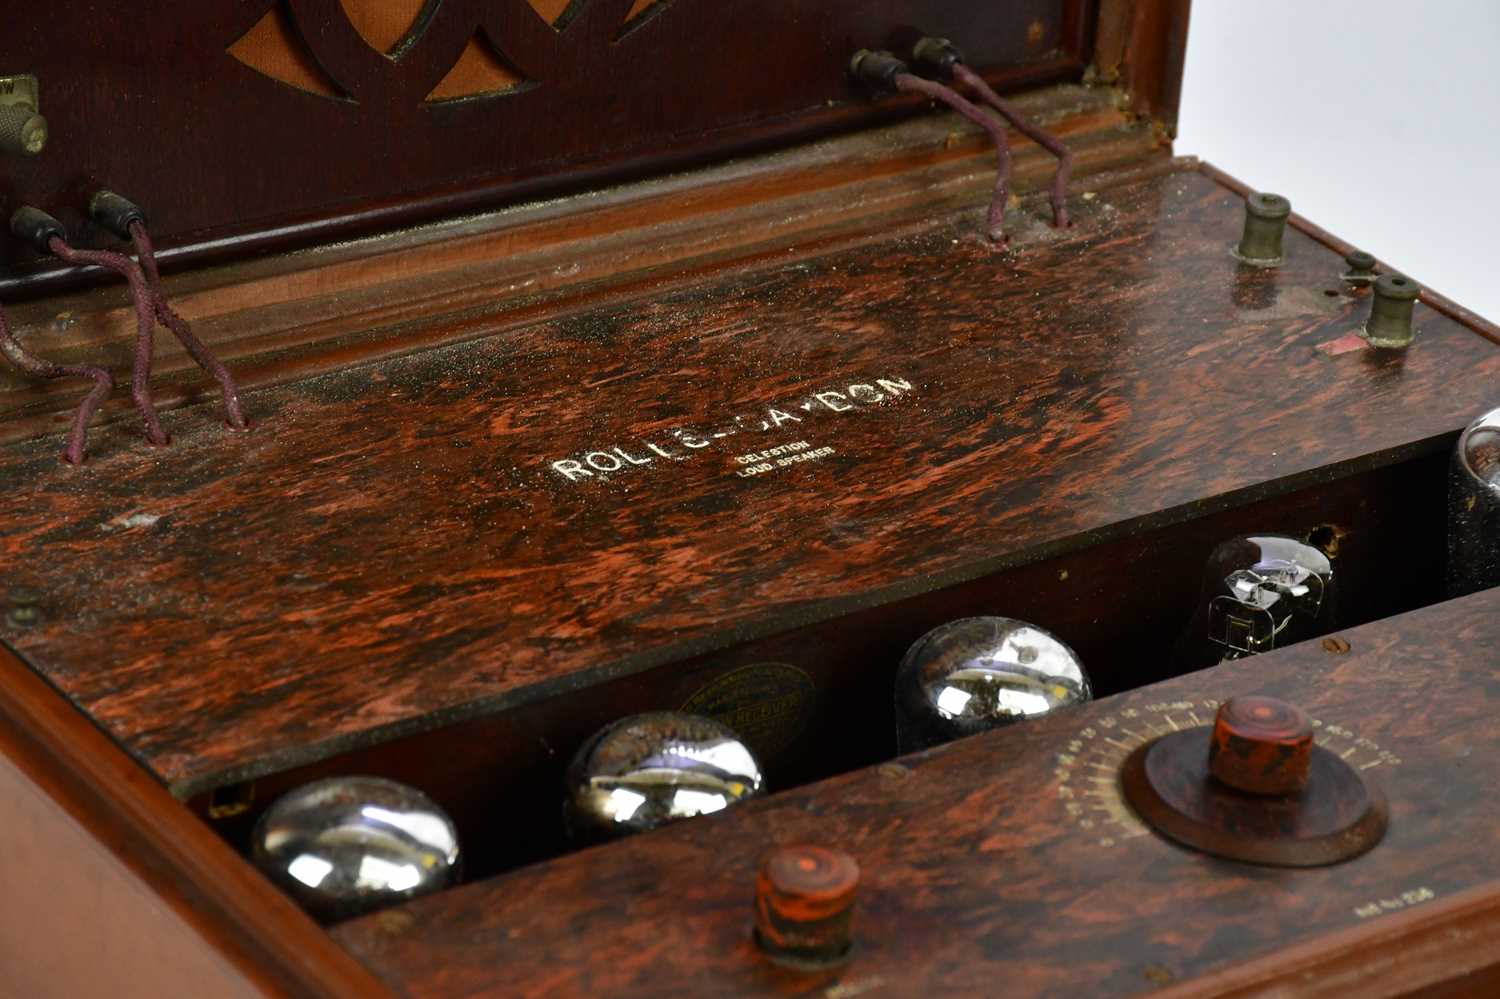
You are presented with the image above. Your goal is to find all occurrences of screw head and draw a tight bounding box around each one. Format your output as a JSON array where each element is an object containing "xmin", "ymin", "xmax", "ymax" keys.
[{"xmin": 5, "ymin": 605, "xmax": 41, "ymax": 629}]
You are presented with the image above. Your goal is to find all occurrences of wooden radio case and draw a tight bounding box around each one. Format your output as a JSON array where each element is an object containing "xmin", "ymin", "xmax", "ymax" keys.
[{"xmin": 2, "ymin": 2, "xmax": 1497, "ymax": 996}]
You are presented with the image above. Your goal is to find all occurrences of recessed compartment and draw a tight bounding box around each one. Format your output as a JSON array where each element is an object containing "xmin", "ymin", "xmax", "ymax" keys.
[{"xmin": 193, "ymin": 445, "xmax": 1455, "ymax": 889}]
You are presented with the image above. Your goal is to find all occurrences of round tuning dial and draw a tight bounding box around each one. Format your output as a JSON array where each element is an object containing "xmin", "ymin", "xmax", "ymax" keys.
[
  {"xmin": 1209, "ymin": 696, "xmax": 1313, "ymax": 795},
  {"xmin": 1121, "ymin": 694, "xmax": 1387, "ymax": 866}
]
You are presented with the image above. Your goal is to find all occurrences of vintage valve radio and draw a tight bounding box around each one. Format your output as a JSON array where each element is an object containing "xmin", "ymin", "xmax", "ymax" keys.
[{"xmin": 2, "ymin": 2, "xmax": 1498, "ymax": 997}]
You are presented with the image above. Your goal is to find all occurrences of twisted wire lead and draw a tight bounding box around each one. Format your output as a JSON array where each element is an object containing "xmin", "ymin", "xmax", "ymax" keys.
[
  {"xmin": 0, "ymin": 299, "xmax": 114, "ymax": 465},
  {"xmin": 46, "ymin": 237, "xmax": 170, "ymax": 447},
  {"xmin": 951, "ymin": 63, "xmax": 1072, "ymax": 229},
  {"xmin": 128, "ymin": 222, "xmax": 248, "ymax": 430},
  {"xmin": 893, "ymin": 73, "xmax": 1012, "ymax": 243}
]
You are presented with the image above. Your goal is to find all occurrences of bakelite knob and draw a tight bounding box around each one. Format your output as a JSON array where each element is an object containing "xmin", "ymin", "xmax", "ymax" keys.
[
  {"xmin": 1209, "ymin": 695, "xmax": 1314, "ymax": 795},
  {"xmin": 754, "ymin": 845, "xmax": 859, "ymax": 966}
]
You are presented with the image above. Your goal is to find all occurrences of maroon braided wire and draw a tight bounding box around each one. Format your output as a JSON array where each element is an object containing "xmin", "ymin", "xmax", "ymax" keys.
[
  {"xmin": 952, "ymin": 63, "xmax": 1072, "ymax": 229},
  {"xmin": 894, "ymin": 73, "xmax": 1011, "ymax": 243},
  {"xmin": 129, "ymin": 222, "xmax": 248, "ymax": 430},
  {"xmin": 0, "ymin": 299, "xmax": 114, "ymax": 465},
  {"xmin": 46, "ymin": 237, "xmax": 169, "ymax": 446}
]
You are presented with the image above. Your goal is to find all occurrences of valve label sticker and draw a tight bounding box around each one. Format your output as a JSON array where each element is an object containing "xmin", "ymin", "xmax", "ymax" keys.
[
  {"xmin": 681, "ymin": 662, "xmax": 817, "ymax": 760},
  {"xmin": 546, "ymin": 375, "xmax": 913, "ymax": 483}
]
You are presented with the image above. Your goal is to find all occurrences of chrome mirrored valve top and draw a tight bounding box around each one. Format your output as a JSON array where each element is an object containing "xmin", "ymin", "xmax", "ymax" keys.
[
  {"xmin": 250, "ymin": 776, "xmax": 461, "ymax": 922},
  {"xmin": 566, "ymin": 711, "xmax": 765, "ymax": 844},
  {"xmin": 895, "ymin": 616, "xmax": 1092, "ymax": 753}
]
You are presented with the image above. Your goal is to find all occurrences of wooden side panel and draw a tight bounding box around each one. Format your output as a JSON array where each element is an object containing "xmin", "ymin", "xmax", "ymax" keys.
[
  {"xmin": 332, "ymin": 589, "xmax": 1500, "ymax": 997},
  {"xmin": 0, "ymin": 753, "xmax": 266, "ymax": 999},
  {"xmin": 0, "ymin": 646, "xmax": 393, "ymax": 999}
]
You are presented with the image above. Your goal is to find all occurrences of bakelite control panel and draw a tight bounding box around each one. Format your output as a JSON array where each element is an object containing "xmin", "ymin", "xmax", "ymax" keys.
[{"xmin": 333, "ymin": 589, "xmax": 1500, "ymax": 996}]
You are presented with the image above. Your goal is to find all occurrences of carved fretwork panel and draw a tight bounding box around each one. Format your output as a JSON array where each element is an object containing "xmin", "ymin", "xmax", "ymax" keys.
[
  {"xmin": 231, "ymin": 1, "xmax": 533, "ymax": 102},
  {"xmin": 2, "ymin": 0, "xmax": 1091, "ymax": 292}
]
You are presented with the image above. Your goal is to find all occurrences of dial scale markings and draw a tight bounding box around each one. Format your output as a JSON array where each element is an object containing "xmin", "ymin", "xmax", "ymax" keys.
[{"xmin": 1054, "ymin": 699, "xmax": 1401, "ymax": 849}]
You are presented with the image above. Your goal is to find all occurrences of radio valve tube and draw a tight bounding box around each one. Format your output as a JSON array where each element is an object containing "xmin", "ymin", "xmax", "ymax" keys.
[
  {"xmin": 251, "ymin": 776, "xmax": 461, "ymax": 922},
  {"xmin": 1175, "ymin": 535, "xmax": 1337, "ymax": 670},
  {"xmin": 566, "ymin": 712, "xmax": 765, "ymax": 843},
  {"xmin": 895, "ymin": 617, "xmax": 1091, "ymax": 752},
  {"xmin": 1449, "ymin": 406, "xmax": 1500, "ymax": 596}
]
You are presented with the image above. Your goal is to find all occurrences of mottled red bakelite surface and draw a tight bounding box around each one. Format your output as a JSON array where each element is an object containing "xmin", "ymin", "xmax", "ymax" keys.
[
  {"xmin": 0, "ymin": 166, "xmax": 1497, "ymax": 797},
  {"xmin": 334, "ymin": 589, "xmax": 1500, "ymax": 997}
]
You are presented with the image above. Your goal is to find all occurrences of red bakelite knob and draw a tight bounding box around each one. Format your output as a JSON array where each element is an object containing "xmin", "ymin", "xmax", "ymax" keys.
[
  {"xmin": 754, "ymin": 845, "xmax": 859, "ymax": 964},
  {"xmin": 1209, "ymin": 696, "xmax": 1314, "ymax": 795}
]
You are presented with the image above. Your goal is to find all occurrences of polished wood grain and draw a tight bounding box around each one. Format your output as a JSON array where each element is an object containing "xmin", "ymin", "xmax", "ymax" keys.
[
  {"xmin": 0, "ymin": 644, "xmax": 392, "ymax": 998},
  {"xmin": 0, "ymin": 85, "xmax": 1157, "ymax": 440},
  {"xmin": 0, "ymin": 165, "xmax": 1497, "ymax": 799},
  {"xmin": 0, "ymin": 0, "xmax": 1092, "ymax": 296},
  {"xmin": 332, "ymin": 588, "xmax": 1500, "ymax": 998},
  {"xmin": 191, "ymin": 453, "xmax": 1453, "ymax": 884}
]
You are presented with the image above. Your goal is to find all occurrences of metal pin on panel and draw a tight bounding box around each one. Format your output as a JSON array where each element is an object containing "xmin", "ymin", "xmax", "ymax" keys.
[
  {"xmin": 1233, "ymin": 192, "xmax": 1291, "ymax": 267},
  {"xmin": 1362, "ymin": 273, "xmax": 1420, "ymax": 348}
]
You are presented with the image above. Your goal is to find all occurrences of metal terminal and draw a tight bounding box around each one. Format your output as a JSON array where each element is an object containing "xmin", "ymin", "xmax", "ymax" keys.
[
  {"xmin": 1363, "ymin": 273, "xmax": 1420, "ymax": 348},
  {"xmin": 89, "ymin": 190, "xmax": 148, "ymax": 240},
  {"xmin": 1342, "ymin": 249, "xmax": 1378, "ymax": 286},
  {"xmin": 911, "ymin": 36, "xmax": 964, "ymax": 78},
  {"xmin": 0, "ymin": 75, "xmax": 46, "ymax": 157},
  {"xmin": 4, "ymin": 587, "xmax": 44, "ymax": 630},
  {"xmin": 849, "ymin": 49, "xmax": 909, "ymax": 91},
  {"xmin": 1233, "ymin": 191, "xmax": 1292, "ymax": 267}
]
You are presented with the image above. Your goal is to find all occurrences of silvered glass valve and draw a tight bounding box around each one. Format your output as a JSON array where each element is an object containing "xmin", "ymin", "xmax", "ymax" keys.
[
  {"xmin": 1449, "ymin": 406, "xmax": 1500, "ymax": 596},
  {"xmin": 1175, "ymin": 535, "xmax": 1336, "ymax": 670},
  {"xmin": 895, "ymin": 617, "xmax": 1092, "ymax": 753},
  {"xmin": 251, "ymin": 776, "xmax": 461, "ymax": 922},
  {"xmin": 566, "ymin": 712, "xmax": 765, "ymax": 844}
]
